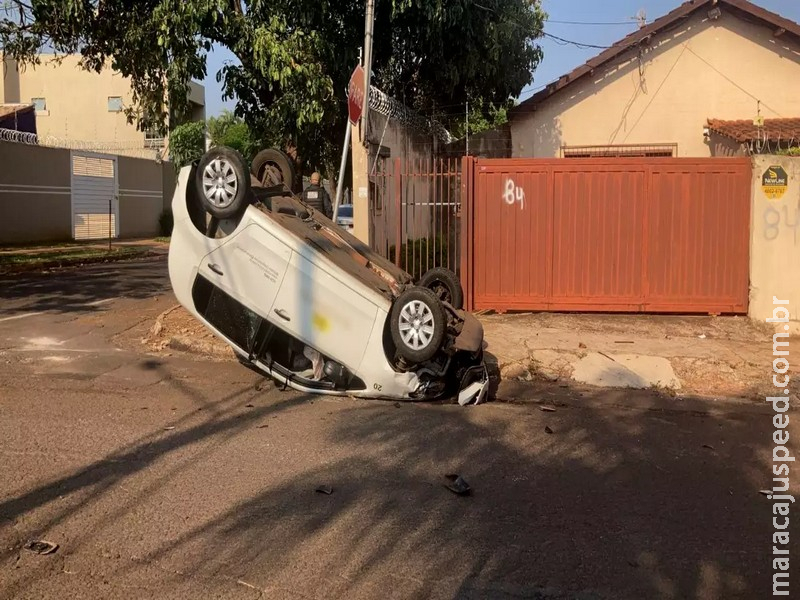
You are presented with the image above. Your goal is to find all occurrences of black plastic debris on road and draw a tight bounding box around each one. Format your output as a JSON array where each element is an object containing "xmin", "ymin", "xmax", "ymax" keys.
[
  {"xmin": 24, "ymin": 540, "xmax": 58, "ymax": 555},
  {"xmin": 545, "ymin": 426, "xmax": 554, "ymax": 434},
  {"xmin": 315, "ymin": 485, "xmax": 333, "ymax": 495},
  {"xmin": 444, "ymin": 474, "xmax": 471, "ymax": 496}
]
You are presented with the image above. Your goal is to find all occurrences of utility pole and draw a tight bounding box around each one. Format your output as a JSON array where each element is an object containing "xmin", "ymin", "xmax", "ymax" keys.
[{"xmin": 361, "ymin": 0, "xmax": 375, "ymax": 143}]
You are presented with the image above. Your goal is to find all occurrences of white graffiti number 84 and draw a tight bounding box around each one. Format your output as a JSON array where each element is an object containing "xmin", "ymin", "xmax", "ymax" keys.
[{"xmin": 504, "ymin": 178, "xmax": 525, "ymax": 211}]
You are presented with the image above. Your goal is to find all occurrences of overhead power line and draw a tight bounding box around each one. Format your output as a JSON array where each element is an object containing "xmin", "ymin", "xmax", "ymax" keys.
[
  {"xmin": 470, "ymin": 1, "xmax": 618, "ymax": 50},
  {"xmin": 547, "ymin": 19, "xmax": 639, "ymax": 26}
]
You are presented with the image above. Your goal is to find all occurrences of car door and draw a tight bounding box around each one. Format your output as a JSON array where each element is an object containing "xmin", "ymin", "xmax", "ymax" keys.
[
  {"xmin": 271, "ymin": 250, "xmax": 378, "ymax": 370},
  {"xmin": 198, "ymin": 223, "xmax": 292, "ymax": 319}
]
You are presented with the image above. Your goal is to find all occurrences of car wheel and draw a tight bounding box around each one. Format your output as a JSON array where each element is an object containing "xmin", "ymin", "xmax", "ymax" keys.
[
  {"xmin": 418, "ymin": 267, "xmax": 464, "ymax": 309},
  {"xmin": 390, "ymin": 288, "xmax": 446, "ymax": 364},
  {"xmin": 195, "ymin": 146, "xmax": 250, "ymax": 220},
  {"xmin": 251, "ymin": 148, "xmax": 298, "ymax": 191}
]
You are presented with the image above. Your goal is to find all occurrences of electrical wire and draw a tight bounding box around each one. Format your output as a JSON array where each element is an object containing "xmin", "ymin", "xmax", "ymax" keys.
[
  {"xmin": 470, "ymin": 0, "xmax": 618, "ymax": 49},
  {"xmin": 684, "ymin": 46, "xmax": 784, "ymax": 118}
]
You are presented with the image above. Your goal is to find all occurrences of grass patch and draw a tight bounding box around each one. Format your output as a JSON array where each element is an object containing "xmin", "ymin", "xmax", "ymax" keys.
[
  {"xmin": 0, "ymin": 246, "xmax": 146, "ymax": 274},
  {"xmin": 154, "ymin": 236, "xmax": 172, "ymax": 244}
]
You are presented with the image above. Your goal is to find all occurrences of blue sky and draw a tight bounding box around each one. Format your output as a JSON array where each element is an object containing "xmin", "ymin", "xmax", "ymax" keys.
[{"xmin": 201, "ymin": 0, "xmax": 800, "ymax": 117}]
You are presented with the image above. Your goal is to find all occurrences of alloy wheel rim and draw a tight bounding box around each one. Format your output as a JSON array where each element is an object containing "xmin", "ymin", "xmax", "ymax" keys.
[
  {"xmin": 202, "ymin": 158, "xmax": 238, "ymax": 208},
  {"xmin": 398, "ymin": 300, "xmax": 435, "ymax": 350}
]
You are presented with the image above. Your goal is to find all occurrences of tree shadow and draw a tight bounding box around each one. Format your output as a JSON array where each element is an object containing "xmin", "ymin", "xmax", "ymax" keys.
[
  {"xmin": 0, "ymin": 258, "xmax": 170, "ymax": 316},
  {"xmin": 98, "ymin": 385, "xmax": 779, "ymax": 599}
]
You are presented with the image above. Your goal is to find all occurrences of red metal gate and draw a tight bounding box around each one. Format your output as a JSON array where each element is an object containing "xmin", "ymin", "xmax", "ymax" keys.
[{"xmin": 461, "ymin": 157, "xmax": 752, "ymax": 314}]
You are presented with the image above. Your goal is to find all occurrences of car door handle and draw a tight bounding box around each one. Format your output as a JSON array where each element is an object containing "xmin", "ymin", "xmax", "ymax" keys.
[
  {"xmin": 274, "ymin": 309, "xmax": 291, "ymax": 322},
  {"xmin": 208, "ymin": 263, "xmax": 224, "ymax": 276}
]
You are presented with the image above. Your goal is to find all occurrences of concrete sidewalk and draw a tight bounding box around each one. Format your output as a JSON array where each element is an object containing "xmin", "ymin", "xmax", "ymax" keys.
[
  {"xmin": 483, "ymin": 312, "xmax": 798, "ymax": 400},
  {"xmin": 141, "ymin": 305, "xmax": 798, "ymax": 401}
]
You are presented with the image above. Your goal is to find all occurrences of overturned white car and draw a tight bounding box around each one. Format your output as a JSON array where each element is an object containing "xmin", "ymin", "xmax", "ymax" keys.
[{"xmin": 168, "ymin": 146, "xmax": 488, "ymax": 404}]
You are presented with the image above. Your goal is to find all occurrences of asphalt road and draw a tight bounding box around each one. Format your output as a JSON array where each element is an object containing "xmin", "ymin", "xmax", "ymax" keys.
[{"xmin": 0, "ymin": 257, "xmax": 796, "ymax": 599}]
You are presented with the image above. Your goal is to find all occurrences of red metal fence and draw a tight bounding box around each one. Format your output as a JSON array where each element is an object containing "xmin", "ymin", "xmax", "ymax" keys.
[
  {"xmin": 370, "ymin": 157, "xmax": 462, "ymax": 280},
  {"xmin": 461, "ymin": 157, "xmax": 752, "ymax": 314}
]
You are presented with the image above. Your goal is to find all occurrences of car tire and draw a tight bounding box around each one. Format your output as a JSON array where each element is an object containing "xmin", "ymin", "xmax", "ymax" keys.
[
  {"xmin": 418, "ymin": 267, "xmax": 464, "ymax": 309},
  {"xmin": 390, "ymin": 288, "xmax": 446, "ymax": 364},
  {"xmin": 251, "ymin": 148, "xmax": 298, "ymax": 191},
  {"xmin": 195, "ymin": 146, "xmax": 251, "ymax": 220}
]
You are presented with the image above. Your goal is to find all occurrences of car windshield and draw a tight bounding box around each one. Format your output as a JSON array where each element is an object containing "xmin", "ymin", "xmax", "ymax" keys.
[{"xmin": 337, "ymin": 205, "xmax": 353, "ymax": 219}]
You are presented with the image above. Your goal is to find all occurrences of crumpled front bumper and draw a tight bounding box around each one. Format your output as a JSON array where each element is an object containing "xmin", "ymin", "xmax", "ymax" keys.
[{"xmin": 457, "ymin": 363, "xmax": 490, "ymax": 406}]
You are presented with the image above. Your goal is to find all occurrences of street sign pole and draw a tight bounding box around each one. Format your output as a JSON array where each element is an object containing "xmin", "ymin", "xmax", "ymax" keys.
[
  {"xmin": 332, "ymin": 120, "xmax": 352, "ymax": 223},
  {"xmin": 333, "ymin": 64, "xmax": 366, "ymax": 223}
]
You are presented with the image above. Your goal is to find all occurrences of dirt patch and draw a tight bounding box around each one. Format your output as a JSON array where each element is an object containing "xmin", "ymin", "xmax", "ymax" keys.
[{"xmin": 142, "ymin": 305, "xmax": 235, "ymax": 361}]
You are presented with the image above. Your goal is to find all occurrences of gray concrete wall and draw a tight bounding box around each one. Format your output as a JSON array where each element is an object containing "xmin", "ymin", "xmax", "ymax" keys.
[
  {"xmin": 0, "ymin": 141, "xmax": 72, "ymax": 243},
  {"xmin": 0, "ymin": 141, "xmax": 171, "ymax": 243},
  {"xmin": 117, "ymin": 155, "xmax": 166, "ymax": 238},
  {"xmin": 750, "ymin": 155, "xmax": 800, "ymax": 335}
]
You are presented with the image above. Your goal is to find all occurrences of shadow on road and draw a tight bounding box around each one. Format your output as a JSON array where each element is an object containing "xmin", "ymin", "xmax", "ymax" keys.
[
  {"xmin": 0, "ymin": 258, "xmax": 170, "ymax": 316},
  {"xmin": 0, "ymin": 361, "xmax": 780, "ymax": 598}
]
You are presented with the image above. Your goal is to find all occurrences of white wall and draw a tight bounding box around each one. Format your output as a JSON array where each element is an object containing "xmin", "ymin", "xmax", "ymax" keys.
[{"xmin": 750, "ymin": 156, "xmax": 800, "ymax": 335}]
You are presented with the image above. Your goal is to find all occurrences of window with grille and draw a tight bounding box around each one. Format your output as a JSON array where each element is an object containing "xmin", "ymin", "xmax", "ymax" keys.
[{"xmin": 561, "ymin": 144, "xmax": 677, "ymax": 158}]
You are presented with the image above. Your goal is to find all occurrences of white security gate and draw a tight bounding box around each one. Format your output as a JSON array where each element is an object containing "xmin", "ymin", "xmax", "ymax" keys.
[{"xmin": 71, "ymin": 152, "xmax": 119, "ymax": 240}]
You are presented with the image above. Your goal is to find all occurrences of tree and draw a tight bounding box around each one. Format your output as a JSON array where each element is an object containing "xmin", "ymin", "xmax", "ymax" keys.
[
  {"xmin": 0, "ymin": 0, "xmax": 545, "ymax": 173},
  {"xmin": 169, "ymin": 121, "xmax": 206, "ymax": 168},
  {"xmin": 449, "ymin": 99, "xmax": 513, "ymax": 140},
  {"xmin": 207, "ymin": 110, "xmax": 256, "ymax": 160}
]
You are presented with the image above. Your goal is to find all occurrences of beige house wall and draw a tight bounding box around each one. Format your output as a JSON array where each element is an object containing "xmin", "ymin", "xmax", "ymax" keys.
[
  {"xmin": 511, "ymin": 11, "xmax": 800, "ymax": 158},
  {"xmin": 750, "ymin": 155, "xmax": 800, "ymax": 336},
  {"xmin": 2, "ymin": 55, "xmax": 205, "ymax": 150},
  {"xmin": 6, "ymin": 55, "xmax": 146, "ymax": 145}
]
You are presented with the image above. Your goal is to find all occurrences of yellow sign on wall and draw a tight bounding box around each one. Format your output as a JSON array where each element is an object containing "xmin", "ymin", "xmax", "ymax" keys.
[{"xmin": 762, "ymin": 165, "xmax": 789, "ymax": 200}]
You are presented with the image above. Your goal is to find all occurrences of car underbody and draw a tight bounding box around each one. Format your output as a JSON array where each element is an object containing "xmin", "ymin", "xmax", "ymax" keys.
[{"xmin": 168, "ymin": 147, "xmax": 489, "ymax": 405}]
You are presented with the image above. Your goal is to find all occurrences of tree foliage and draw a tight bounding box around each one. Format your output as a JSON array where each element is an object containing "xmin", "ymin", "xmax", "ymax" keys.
[
  {"xmin": 169, "ymin": 120, "xmax": 206, "ymax": 168},
  {"xmin": 0, "ymin": 0, "xmax": 545, "ymax": 172},
  {"xmin": 207, "ymin": 110, "xmax": 256, "ymax": 160}
]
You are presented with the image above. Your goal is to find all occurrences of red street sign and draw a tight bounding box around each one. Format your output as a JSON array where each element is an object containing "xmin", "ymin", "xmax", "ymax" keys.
[{"xmin": 347, "ymin": 64, "xmax": 365, "ymax": 125}]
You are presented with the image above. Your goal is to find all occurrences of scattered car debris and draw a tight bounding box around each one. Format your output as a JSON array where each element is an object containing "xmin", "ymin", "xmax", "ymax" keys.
[
  {"xmin": 702, "ymin": 444, "xmax": 715, "ymax": 450},
  {"xmin": 614, "ymin": 341, "xmax": 635, "ymax": 344},
  {"xmin": 545, "ymin": 426, "xmax": 554, "ymax": 434},
  {"xmin": 245, "ymin": 403, "xmax": 254, "ymax": 408},
  {"xmin": 698, "ymin": 334, "xmax": 707, "ymax": 339},
  {"xmin": 315, "ymin": 485, "xmax": 333, "ymax": 495},
  {"xmin": 444, "ymin": 474, "xmax": 471, "ymax": 496},
  {"xmin": 164, "ymin": 426, "xmax": 175, "ymax": 431},
  {"xmin": 579, "ymin": 342, "xmax": 587, "ymax": 349},
  {"xmin": 540, "ymin": 406, "xmax": 557, "ymax": 413},
  {"xmin": 24, "ymin": 540, "xmax": 58, "ymax": 555},
  {"xmin": 257, "ymin": 424, "xmax": 269, "ymax": 429},
  {"xmin": 759, "ymin": 490, "xmax": 772, "ymax": 496}
]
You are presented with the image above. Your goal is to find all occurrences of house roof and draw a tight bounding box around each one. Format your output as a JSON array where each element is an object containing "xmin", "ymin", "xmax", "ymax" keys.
[
  {"xmin": 706, "ymin": 118, "xmax": 800, "ymax": 143},
  {"xmin": 510, "ymin": 0, "xmax": 800, "ymax": 116}
]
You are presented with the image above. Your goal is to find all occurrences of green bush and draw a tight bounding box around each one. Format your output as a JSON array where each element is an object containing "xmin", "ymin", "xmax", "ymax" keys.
[
  {"xmin": 389, "ymin": 236, "xmax": 452, "ymax": 281},
  {"xmin": 776, "ymin": 147, "xmax": 800, "ymax": 156},
  {"xmin": 158, "ymin": 209, "xmax": 174, "ymax": 237},
  {"xmin": 169, "ymin": 121, "xmax": 206, "ymax": 168}
]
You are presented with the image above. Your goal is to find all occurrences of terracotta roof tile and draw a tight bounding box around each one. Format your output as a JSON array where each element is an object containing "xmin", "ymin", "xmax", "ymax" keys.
[{"xmin": 706, "ymin": 118, "xmax": 800, "ymax": 143}]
